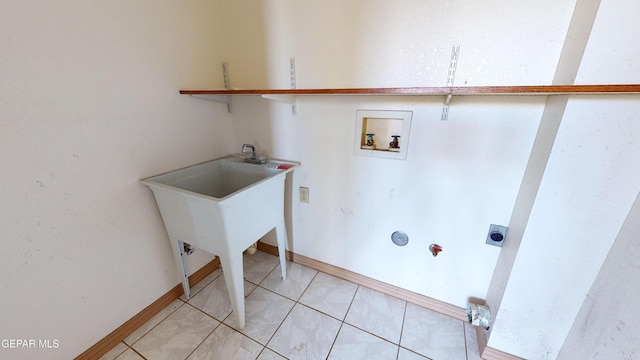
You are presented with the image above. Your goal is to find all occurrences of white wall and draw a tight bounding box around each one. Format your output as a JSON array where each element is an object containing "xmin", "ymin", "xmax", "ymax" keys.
[
  {"xmin": 233, "ymin": 95, "xmax": 541, "ymax": 307},
  {"xmin": 231, "ymin": 0, "xmax": 576, "ymax": 89},
  {"xmin": 487, "ymin": 96, "xmax": 640, "ymax": 359},
  {"xmin": 222, "ymin": 0, "xmax": 574, "ymax": 308},
  {"xmin": 0, "ymin": 2, "xmax": 232, "ymax": 359},
  {"xmin": 486, "ymin": 1, "xmax": 640, "ymax": 358},
  {"xmin": 557, "ymin": 192, "xmax": 640, "ymax": 359}
]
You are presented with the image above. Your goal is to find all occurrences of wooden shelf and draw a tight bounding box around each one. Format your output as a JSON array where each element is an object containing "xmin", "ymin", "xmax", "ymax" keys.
[{"xmin": 181, "ymin": 84, "xmax": 640, "ymax": 96}]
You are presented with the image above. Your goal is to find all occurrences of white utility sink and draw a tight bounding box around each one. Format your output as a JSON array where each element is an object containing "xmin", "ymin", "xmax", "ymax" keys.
[{"xmin": 141, "ymin": 155, "xmax": 298, "ymax": 329}]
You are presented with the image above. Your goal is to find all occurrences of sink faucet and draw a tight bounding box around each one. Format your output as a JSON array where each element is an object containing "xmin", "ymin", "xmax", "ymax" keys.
[
  {"xmin": 242, "ymin": 144, "xmax": 256, "ymax": 159},
  {"xmin": 241, "ymin": 144, "xmax": 266, "ymax": 164}
]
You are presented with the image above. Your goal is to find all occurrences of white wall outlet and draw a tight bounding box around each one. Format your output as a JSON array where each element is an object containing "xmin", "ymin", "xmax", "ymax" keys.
[{"xmin": 299, "ymin": 187, "xmax": 309, "ymax": 203}]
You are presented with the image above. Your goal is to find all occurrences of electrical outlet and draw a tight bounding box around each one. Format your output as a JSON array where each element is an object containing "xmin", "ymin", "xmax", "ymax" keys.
[
  {"xmin": 486, "ymin": 224, "xmax": 507, "ymax": 247},
  {"xmin": 299, "ymin": 187, "xmax": 309, "ymax": 203}
]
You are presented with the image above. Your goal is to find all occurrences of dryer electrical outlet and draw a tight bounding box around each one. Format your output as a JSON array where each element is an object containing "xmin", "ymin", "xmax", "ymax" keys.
[{"xmin": 486, "ymin": 224, "xmax": 507, "ymax": 247}]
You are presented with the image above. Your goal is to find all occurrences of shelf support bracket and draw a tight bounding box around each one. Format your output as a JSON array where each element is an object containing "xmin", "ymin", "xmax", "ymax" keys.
[
  {"xmin": 290, "ymin": 57, "xmax": 297, "ymax": 114},
  {"xmin": 191, "ymin": 63, "xmax": 233, "ymax": 111},
  {"xmin": 261, "ymin": 94, "xmax": 295, "ymax": 104},
  {"xmin": 259, "ymin": 57, "xmax": 298, "ymax": 112},
  {"xmin": 441, "ymin": 45, "xmax": 460, "ymax": 121},
  {"xmin": 222, "ymin": 62, "xmax": 232, "ymax": 113}
]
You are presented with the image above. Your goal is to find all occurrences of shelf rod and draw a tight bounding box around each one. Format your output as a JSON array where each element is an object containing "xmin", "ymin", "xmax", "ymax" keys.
[{"xmin": 180, "ymin": 84, "xmax": 640, "ymax": 96}]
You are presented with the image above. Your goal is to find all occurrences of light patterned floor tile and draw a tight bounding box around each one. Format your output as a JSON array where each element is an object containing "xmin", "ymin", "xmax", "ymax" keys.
[
  {"xmin": 397, "ymin": 347, "xmax": 430, "ymax": 360},
  {"xmin": 179, "ymin": 268, "xmax": 223, "ymax": 301},
  {"xmin": 109, "ymin": 249, "xmax": 481, "ymax": 360},
  {"xmin": 124, "ymin": 299, "xmax": 184, "ymax": 345},
  {"xmin": 260, "ymin": 260, "xmax": 317, "ymax": 301},
  {"xmin": 187, "ymin": 323, "xmax": 263, "ymax": 360},
  {"xmin": 299, "ymin": 272, "xmax": 358, "ymax": 320},
  {"xmin": 344, "ymin": 286, "xmax": 406, "ymax": 344},
  {"xmin": 464, "ymin": 322, "xmax": 483, "ymax": 360},
  {"xmin": 400, "ymin": 303, "xmax": 466, "ymax": 360},
  {"xmin": 114, "ymin": 348, "xmax": 145, "ymax": 360},
  {"xmin": 224, "ymin": 287, "xmax": 295, "ymax": 344},
  {"xmin": 99, "ymin": 342, "xmax": 128, "ymax": 360},
  {"xmin": 328, "ymin": 323, "xmax": 398, "ymax": 359},
  {"xmin": 268, "ymin": 304, "xmax": 341, "ymax": 360},
  {"xmin": 243, "ymin": 251, "xmax": 280, "ymax": 284},
  {"xmin": 188, "ymin": 274, "xmax": 256, "ymax": 321},
  {"xmin": 258, "ymin": 348, "xmax": 287, "ymax": 360},
  {"xmin": 132, "ymin": 304, "xmax": 219, "ymax": 360}
]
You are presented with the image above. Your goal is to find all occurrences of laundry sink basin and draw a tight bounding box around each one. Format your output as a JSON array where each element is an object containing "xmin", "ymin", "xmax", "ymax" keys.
[{"xmin": 140, "ymin": 155, "xmax": 298, "ymax": 329}]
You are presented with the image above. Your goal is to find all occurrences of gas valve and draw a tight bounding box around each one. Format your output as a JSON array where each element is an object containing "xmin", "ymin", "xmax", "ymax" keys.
[{"xmin": 429, "ymin": 244, "xmax": 443, "ymax": 257}]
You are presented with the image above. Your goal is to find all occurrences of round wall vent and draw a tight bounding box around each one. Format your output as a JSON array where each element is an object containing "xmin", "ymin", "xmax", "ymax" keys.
[{"xmin": 391, "ymin": 231, "xmax": 409, "ymax": 246}]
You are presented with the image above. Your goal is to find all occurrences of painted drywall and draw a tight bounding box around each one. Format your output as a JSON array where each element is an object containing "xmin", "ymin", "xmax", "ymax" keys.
[
  {"xmin": 485, "ymin": 0, "xmax": 600, "ymax": 340},
  {"xmin": 486, "ymin": 1, "xmax": 640, "ymax": 358},
  {"xmin": 218, "ymin": 0, "xmax": 269, "ymax": 88},
  {"xmin": 0, "ymin": 2, "xmax": 233, "ymax": 359},
  {"xmin": 225, "ymin": 0, "xmax": 576, "ymax": 89},
  {"xmin": 557, "ymin": 192, "xmax": 640, "ymax": 359},
  {"xmin": 221, "ymin": 0, "xmax": 576, "ymax": 308},
  {"xmin": 233, "ymin": 95, "xmax": 541, "ymax": 307},
  {"xmin": 487, "ymin": 97, "xmax": 640, "ymax": 359}
]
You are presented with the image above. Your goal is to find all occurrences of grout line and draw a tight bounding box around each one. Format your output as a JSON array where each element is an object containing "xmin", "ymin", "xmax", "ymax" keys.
[
  {"xmin": 326, "ymin": 321, "xmax": 345, "ymax": 359},
  {"xmin": 106, "ymin": 343, "xmax": 129, "ymax": 360},
  {"xmin": 128, "ymin": 345, "xmax": 147, "ymax": 360},
  {"xmin": 183, "ymin": 302, "xmax": 218, "ymax": 321},
  {"xmin": 262, "ymin": 295, "xmax": 296, "ymax": 349},
  {"xmin": 398, "ymin": 346, "xmax": 433, "ymax": 360},
  {"xmin": 463, "ymin": 322, "xmax": 468, "ymax": 360},
  {"xmin": 125, "ymin": 299, "xmax": 186, "ymax": 348},
  {"xmin": 189, "ymin": 268, "xmax": 223, "ymax": 298},
  {"xmin": 298, "ymin": 269, "xmax": 319, "ymax": 301},
  {"xmin": 254, "ymin": 346, "xmax": 269, "ymax": 359},
  {"xmin": 398, "ymin": 299, "xmax": 409, "ymax": 348},
  {"xmin": 182, "ymin": 321, "xmax": 219, "ymax": 360},
  {"xmin": 340, "ymin": 286, "xmax": 408, "ymax": 345},
  {"xmin": 179, "ymin": 302, "xmax": 237, "ymax": 360},
  {"xmin": 343, "ymin": 284, "xmax": 359, "ymax": 323},
  {"xmin": 340, "ymin": 321, "xmax": 402, "ymax": 347}
]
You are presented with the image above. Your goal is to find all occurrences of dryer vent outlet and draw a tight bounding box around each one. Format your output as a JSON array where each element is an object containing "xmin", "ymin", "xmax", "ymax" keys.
[{"xmin": 486, "ymin": 224, "xmax": 507, "ymax": 247}]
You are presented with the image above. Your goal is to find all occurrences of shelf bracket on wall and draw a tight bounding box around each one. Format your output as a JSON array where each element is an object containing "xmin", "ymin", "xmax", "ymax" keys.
[
  {"xmin": 290, "ymin": 57, "xmax": 297, "ymax": 114},
  {"xmin": 260, "ymin": 57, "xmax": 297, "ymax": 114},
  {"xmin": 261, "ymin": 94, "xmax": 296, "ymax": 103},
  {"xmin": 190, "ymin": 63, "xmax": 233, "ymax": 112},
  {"xmin": 222, "ymin": 62, "xmax": 233, "ymax": 113},
  {"xmin": 441, "ymin": 45, "xmax": 460, "ymax": 121}
]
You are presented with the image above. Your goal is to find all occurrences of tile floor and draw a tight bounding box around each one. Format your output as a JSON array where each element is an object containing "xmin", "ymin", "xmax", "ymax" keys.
[{"xmin": 100, "ymin": 250, "xmax": 482, "ymax": 360}]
